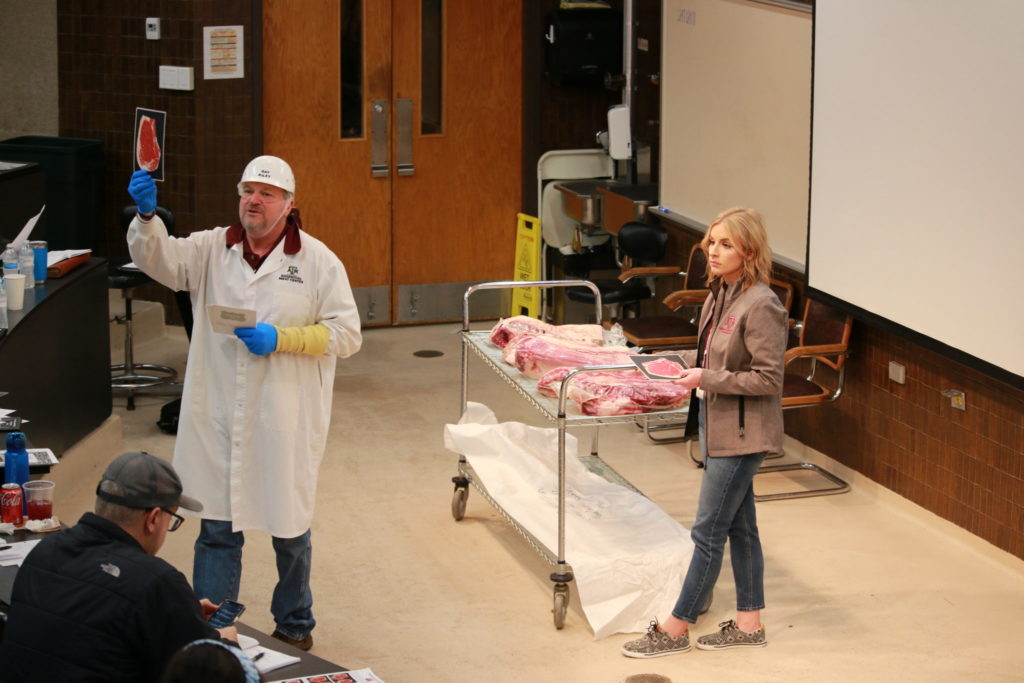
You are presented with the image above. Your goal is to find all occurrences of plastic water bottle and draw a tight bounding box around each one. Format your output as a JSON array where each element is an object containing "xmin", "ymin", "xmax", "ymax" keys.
[
  {"xmin": 4, "ymin": 431, "xmax": 30, "ymax": 513},
  {"xmin": 18, "ymin": 244, "xmax": 34, "ymax": 289},
  {"xmin": 0, "ymin": 276, "xmax": 7, "ymax": 325},
  {"xmin": 1, "ymin": 245, "xmax": 18, "ymax": 279}
]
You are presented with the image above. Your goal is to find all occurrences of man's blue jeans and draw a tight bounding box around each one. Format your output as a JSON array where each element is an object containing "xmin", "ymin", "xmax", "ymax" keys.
[
  {"xmin": 672, "ymin": 401, "xmax": 766, "ymax": 623},
  {"xmin": 193, "ymin": 520, "xmax": 315, "ymax": 640}
]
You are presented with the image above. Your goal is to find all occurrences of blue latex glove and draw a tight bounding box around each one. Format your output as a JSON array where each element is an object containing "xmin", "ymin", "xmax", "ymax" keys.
[
  {"xmin": 128, "ymin": 169, "xmax": 157, "ymax": 215},
  {"xmin": 234, "ymin": 323, "xmax": 278, "ymax": 356}
]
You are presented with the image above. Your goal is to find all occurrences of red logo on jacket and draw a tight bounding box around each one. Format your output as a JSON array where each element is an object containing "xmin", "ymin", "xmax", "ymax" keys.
[{"xmin": 720, "ymin": 315, "xmax": 737, "ymax": 334}]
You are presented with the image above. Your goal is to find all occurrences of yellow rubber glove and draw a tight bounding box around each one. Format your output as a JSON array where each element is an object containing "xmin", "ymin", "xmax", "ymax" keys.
[{"xmin": 274, "ymin": 324, "xmax": 330, "ymax": 355}]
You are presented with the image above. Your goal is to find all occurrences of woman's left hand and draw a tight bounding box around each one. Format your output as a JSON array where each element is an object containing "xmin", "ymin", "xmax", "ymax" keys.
[{"xmin": 675, "ymin": 368, "xmax": 702, "ymax": 391}]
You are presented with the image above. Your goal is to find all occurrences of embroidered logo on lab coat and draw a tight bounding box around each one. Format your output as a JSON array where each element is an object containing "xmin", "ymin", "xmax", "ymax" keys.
[
  {"xmin": 278, "ymin": 265, "xmax": 304, "ymax": 284},
  {"xmin": 720, "ymin": 315, "xmax": 737, "ymax": 334}
]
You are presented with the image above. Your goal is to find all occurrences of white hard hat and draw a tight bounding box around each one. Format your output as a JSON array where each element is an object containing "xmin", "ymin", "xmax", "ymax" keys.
[{"xmin": 238, "ymin": 155, "xmax": 295, "ymax": 195}]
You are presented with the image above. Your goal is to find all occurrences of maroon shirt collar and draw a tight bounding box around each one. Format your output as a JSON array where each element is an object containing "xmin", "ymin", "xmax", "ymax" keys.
[{"xmin": 226, "ymin": 208, "xmax": 303, "ymax": 271}]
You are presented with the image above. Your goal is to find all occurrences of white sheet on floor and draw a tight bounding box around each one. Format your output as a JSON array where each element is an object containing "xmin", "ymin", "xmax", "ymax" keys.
[{"xmin": 443, "ymin": 402, "xmax": 693, "ymax": 639}]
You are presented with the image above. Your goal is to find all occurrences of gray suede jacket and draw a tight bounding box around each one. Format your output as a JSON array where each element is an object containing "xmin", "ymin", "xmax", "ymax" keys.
[{"xmin": 681, "ymin": 278, "xmax": 787, "ymax": 457}]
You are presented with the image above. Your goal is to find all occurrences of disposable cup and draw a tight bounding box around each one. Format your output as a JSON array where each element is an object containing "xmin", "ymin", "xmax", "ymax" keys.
[
  {"xmin": 23, "ymin": 480, "xmax": 55, "ymax": 520},
  {"xmin": 5, "ymin": 273, "xmax": 25, "ymax": 310}
]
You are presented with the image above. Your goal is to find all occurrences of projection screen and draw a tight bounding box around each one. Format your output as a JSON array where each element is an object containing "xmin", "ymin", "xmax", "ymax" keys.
[{"xmin": 808, "ymin": 0, "xmax": 1024, "ymax": 388}]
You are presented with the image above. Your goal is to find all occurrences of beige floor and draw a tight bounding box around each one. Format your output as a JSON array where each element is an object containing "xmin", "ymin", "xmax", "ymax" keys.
[{"xmin": 59, "ymin": 322, "xmax": 1024, "ymax": 682}]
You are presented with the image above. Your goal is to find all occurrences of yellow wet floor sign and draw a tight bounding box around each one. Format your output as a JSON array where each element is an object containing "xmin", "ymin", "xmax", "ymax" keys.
[{"xmin": 511, "ymin": 213, "xmax": 541, "ymax": 317}]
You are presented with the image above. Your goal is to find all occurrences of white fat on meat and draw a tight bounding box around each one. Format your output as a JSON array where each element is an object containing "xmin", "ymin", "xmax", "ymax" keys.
[
  {"xmin": 488, "ymin": 316, "xmax": 604, "ymax": 349},
  {"xmin": 502, "ymin": 334, "xmax": 634, "ymax": 379},
  {"xmin": 537, "ymin": 367, "xmax": 690, "ymax": 416}
]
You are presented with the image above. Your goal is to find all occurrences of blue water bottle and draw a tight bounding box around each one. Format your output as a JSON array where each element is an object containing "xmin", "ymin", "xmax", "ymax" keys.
[{"xmin": 4, "ymin": 431, "xmax": 29, "ymax": 513}]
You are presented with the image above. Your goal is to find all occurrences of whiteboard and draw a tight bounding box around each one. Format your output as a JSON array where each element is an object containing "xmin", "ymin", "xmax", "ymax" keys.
[{"xmin": 659, "ymin": 0, "xmax": 811, "ymax": 269}]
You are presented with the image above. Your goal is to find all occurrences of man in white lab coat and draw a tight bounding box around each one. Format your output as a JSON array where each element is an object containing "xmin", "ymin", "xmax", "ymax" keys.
[{"xmin": 126, "ymin": 156, "xmax": 362, "ymax": 650}]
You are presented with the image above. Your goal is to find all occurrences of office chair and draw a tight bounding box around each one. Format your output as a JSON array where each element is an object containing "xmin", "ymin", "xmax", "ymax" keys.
[
  {"xmin": 565, "ymin": 221, "xmax": 681, "ymax": 321},
  {"xmin": 615, "ymin": 242, "xmax": 710, "ymax": 349},
  {"xmin": 753, "ymin": 298, "xmax": 853, "ymax": 501},
  {"xmin": 110, "ymin": 205, "xmax": 178, "ymax": 410}
]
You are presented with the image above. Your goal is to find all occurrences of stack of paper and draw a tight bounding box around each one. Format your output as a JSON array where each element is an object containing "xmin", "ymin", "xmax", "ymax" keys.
[{"xmin": 236, "ymin": 634, "xmax": 300, "ymax": 675}]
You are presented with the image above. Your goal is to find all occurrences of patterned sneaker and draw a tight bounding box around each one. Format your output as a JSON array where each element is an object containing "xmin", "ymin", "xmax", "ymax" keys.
[
  {"xmin": 695, "ymin": 620, "xmax": 766, "ymax": 650},
  {"xmin": 620, "ymin": 620, "xmax": 691, "ymax": 658}
]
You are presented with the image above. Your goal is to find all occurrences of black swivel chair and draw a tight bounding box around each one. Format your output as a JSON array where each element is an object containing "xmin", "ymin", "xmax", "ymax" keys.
[
  {"xmin": 109, "ymin": 205, "xmax": 178, "ymax": 410},
  {"xmin": 565, "ymin": 221, "xmax": 682, "ymax": 321}
]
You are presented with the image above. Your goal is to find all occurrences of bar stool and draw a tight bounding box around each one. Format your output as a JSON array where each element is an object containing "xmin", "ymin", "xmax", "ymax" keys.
[{"xmin": 110, "ymin": 205, "xmax": 177, "ymax": 410}]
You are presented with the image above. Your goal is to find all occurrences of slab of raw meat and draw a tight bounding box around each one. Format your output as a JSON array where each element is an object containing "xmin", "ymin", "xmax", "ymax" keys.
[
  {"xmin": 488, "ymin": 316, "xmax": 604, "ymax": 349},
  {"xmin": 537, "ymin": 367, "xmax": 690, "ymax": 416},
  {"xmin": 502, "ymin": 334, "xmax": 634, "ymax": 379}
]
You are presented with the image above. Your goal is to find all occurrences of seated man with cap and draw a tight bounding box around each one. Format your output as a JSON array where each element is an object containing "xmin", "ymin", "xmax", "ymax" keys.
[{"xmin": 0, "ymin": 452, "xmax": 237, "ymax": 682}]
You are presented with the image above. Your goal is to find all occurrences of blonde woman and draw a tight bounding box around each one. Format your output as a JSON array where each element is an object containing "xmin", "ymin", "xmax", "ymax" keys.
[{"xmin": 622, "ymin": 208, "xmax": 787, "ymax": 657}]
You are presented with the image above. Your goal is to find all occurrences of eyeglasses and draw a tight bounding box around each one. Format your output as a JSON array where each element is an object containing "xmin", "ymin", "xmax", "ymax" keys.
[{"xmin": 161, "ymin": 508, "xmax": 185, "ymax": 532}]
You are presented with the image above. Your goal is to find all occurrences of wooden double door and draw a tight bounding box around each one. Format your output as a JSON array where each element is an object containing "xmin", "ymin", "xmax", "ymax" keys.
[{"xmin": 263, "ymin": 1, "xmax": 523, "ymax": 325}]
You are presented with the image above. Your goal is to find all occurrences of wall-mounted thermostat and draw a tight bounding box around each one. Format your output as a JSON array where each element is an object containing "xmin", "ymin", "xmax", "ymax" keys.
[{"xmin": 145, "ymin": 18, "xmax": 161, "ymax": 40}]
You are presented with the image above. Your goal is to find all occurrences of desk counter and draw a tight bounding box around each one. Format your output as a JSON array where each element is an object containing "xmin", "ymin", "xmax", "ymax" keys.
[{"xmin": 0, "ymin": 257, "xmax": 111, "ymax": 457}]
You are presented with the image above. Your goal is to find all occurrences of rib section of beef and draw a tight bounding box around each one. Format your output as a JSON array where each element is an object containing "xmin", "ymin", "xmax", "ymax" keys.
[
  {"xmin": 537, "ymin": 367, "xmax": 690, "ymax": 416},
  {"xmin": 488, "ymin": 315, "xmax": 604, "ymax": 349},
  {"xmin": 501, "ymin": 334, "xmax": 633, "ymax": 379}
]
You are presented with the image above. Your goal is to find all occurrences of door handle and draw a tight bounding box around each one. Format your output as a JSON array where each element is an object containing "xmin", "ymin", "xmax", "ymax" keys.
[
  {"xmin": 396, "ymin": 98, "xmax": 415, "ymax": 176},
  {"xmin": 370, "ymin": 99, "xmax": 388, "ymax": 178}
]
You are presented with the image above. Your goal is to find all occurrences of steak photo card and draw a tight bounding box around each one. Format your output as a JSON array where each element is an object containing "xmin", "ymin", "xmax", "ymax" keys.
[{"xmin": 133, "ymin": 107, "xmax": 166, "ymax": 181}]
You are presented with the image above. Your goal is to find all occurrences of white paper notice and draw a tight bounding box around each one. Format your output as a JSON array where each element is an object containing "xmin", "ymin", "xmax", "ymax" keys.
[
  {"xmin": 207, "ymin": 305, "xmax": 256, "ymax": 334},
  {"xmin": 10, "ymin": 206, "xmax": 45, "ymax": 248}
]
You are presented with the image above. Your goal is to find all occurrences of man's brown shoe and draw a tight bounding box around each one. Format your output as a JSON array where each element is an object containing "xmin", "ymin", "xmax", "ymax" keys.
[{"xmin": 271, "ymin": 629, "xmax": 314, "ymax": 651}]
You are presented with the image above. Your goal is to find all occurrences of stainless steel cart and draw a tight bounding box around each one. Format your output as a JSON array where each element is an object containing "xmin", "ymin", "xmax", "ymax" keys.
[{"xmin": 450, "ymin": 280, "xmax": 692, "ymax": 629}]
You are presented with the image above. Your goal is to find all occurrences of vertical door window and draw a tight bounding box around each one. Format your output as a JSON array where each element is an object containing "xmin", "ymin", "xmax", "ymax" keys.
[
  {"xmin": 420, "ymin": 0, "xmax": 443, "ymax": 134},
  {"xmin": 340, "ymin": 0, "xmax": 364, "ymax": 138}
]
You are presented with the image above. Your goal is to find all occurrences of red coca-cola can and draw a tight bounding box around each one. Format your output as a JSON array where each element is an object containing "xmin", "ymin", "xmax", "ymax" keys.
[{"xmin": 1, "ymin": 483, "xmax": 24, "ymax": 526}]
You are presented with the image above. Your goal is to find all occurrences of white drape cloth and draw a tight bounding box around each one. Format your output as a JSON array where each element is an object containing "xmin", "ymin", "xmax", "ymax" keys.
[{"xmin": 444, "ymin": 403, "xmax": 693, "ymax": 639}]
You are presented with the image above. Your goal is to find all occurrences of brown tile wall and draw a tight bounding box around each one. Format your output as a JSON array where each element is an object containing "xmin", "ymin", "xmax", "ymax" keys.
[
  {"xmin": 657, "ymin": 221, "xmax": 1024, "ymax": 561},
  {"xmin": 57, "ymin": 0, "xmax": 257, "ymax": 317},
  {"xmin": 786, "ymin": 323, "xmax": 1024, "ymax": 560}
]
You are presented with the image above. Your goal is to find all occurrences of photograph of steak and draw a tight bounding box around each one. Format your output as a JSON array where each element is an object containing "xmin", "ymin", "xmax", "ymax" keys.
[
  {"xmin": 536, "ymin": 367, "xmax": 690, "ymax": 416},
  {"xmin": 137, "ymin": 114, "xmax": 161, "ymax": 172},
  {"xmin": 488, "ymin": 315, "xmax": 604, "ymax": 349},
  {"xmin": 641, "ymin": 356, "xmax": 686, "ymax": 379},
  {"xmin": 502, "ymin": 334, "xmax": 633, "ymax": 379}
]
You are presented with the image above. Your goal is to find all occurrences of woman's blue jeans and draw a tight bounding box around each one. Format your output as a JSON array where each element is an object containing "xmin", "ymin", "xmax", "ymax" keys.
[
  {"xmin": 672, "ymin": 401, "xmax": 766, "ymax": 623},
  {"xmin": 193, "ymin": 519, "xmax": 315, "ymax": 639}
]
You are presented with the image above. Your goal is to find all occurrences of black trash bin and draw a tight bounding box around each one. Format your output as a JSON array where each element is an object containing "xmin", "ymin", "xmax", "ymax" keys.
[{"xmin": 0, "ymin": 136, "xmax": 103, "ymax": 250}]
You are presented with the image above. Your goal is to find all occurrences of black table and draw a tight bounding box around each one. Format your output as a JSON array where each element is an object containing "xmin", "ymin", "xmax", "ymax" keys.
[
  {"xmin": 236, "ymin": 622, "xmax": 349, "ymax": 679},
  {"xmin": 0, "ymin": 257, "xmax": 112, "ymax": 458}
]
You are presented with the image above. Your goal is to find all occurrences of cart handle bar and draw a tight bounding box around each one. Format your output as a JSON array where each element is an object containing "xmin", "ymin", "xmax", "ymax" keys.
[
  {"xmin": 555, "ymin": 363, "xmax": 639, "ymax": 417},
  {"xmin": 462, "ymin": 280, "xmax": 603, "ymax": 330}
]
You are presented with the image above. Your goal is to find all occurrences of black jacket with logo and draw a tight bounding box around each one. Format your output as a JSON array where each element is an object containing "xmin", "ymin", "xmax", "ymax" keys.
[{"xmin": 0, "ymin": 512, "xmax": 219, "ymax": 682}]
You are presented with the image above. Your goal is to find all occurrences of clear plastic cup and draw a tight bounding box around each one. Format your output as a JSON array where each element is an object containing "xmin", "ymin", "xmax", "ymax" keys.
[{"xmin": 23, "ymin": 480, "xmax": 55, "ymax": 520}]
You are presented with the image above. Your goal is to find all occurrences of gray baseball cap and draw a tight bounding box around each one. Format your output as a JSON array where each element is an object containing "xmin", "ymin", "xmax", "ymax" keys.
[{"xmin": 95, "ymin": 452, "xmax": 203, "ymax": 512}]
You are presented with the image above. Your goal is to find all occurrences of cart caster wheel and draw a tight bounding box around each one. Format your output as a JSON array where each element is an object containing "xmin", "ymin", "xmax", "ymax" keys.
[
  {"xmin": 451, "ymin": 486, "xmax": 468, "ymax": 521},
  {"xmin": 552, "ymin": 584, "xmax": 569, "ymax": 629}
]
